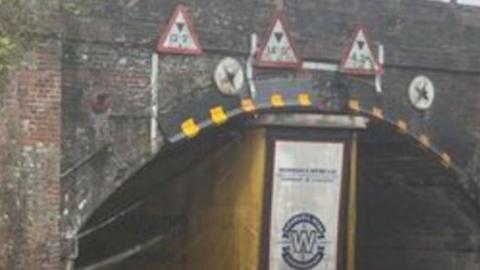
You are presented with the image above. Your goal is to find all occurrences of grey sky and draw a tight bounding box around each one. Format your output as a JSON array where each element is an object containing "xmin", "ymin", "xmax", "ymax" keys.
[
  {"xmin": 431, "ymin": 0, "xmax": 480, "ymax": 5},
  {"xmin": 458, "ymin": 0, "xmax": 480, "ymax": 5}
]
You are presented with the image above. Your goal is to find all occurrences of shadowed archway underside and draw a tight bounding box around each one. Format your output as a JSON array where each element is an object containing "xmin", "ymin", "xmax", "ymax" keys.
[{"xmin": 74, "ymin": 113, "xmax": 480, "ymax": 270}]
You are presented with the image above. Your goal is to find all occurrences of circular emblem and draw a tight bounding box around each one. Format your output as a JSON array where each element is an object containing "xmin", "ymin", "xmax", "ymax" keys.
[
  {"xmin": 281, "ymin": 213, "xmax": 326, "ymax": 270},
  {"xmin": 213, "ymin": 57, "xmax": 245, "ymax": 95},
  {"xmin": 408, "ymin": 75, "xmax": 435, "ymax": 110}
]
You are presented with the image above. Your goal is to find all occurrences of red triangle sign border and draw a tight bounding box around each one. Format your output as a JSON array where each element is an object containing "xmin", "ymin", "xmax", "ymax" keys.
[
  {"xmin": 255, "ymin": 12, "xmax": 302, "ymax": 69},
  {"xmin": 157, "ymin": 4, "xmax": 203, "ymax": 55},
  {"xmin": 340, "ymin": 25, "xmax": 381, "ymax": 76}
]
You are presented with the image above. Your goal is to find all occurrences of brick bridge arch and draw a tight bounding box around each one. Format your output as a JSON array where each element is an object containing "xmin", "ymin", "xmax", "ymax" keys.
[
  {"xmin": 72, "ymin": 91, "xmax": 480, "ymax": 270},
  {"xmin": 71, "ymin": 77, "xmax": 480, "ymax": 267},
  {"xmin": 68, "ymin": 74, "xmax": 478, "ymax": 231},
  {"xmin": 56, "ymin": 1, "xmax": 480, "ymax": 268}
]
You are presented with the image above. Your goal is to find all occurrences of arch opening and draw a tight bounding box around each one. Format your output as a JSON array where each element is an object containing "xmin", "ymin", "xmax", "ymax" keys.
[{"xmin": 74, "ymin": 113, "xmax": 480, "ymax": 270}]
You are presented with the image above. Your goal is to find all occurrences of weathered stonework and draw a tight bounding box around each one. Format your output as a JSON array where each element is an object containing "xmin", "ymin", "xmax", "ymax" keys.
[{"xmin": 0, "ymin": 41, "xmax": 63, "ymax": 269}]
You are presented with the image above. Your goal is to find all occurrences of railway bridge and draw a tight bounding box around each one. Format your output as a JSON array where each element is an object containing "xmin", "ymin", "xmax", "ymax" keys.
[{"xmin": 1, "ymin": 0, "xmax": 480, "ymax": 269}]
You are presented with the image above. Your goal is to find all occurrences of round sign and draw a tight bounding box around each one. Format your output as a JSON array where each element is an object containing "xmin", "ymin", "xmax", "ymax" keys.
[
  {"xmin": 408, "ymin": 75, "xmax": 435, "ymax": 110},
  {"xmin": 214, "ymin": 57, "xmax": 244, "ymax": 96},
  {"xmin": 281, "ymin": 213, "xmax": 326, "ymax": 269}
]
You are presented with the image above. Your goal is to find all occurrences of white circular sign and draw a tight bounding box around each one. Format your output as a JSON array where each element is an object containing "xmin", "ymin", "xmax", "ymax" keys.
[
  {"xmin": 408, "ymin": 75, "xmax": 435, "ymax": 110},
  {"xmin": 214, "ymin": 57, "xmax": 244, "ymax": 95}
]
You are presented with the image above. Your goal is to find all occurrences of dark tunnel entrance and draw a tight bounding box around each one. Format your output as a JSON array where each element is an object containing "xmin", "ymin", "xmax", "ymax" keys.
[{"xmin": 74, "ymin": 114, "xmax": 480, "ymax": 270}]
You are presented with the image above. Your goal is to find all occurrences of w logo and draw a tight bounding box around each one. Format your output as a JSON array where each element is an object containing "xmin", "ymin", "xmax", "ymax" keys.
[
  {"xmin": 290, "ymin": 230, "xmax": 318, "ymax": 254},
  {"xmin": 281, "ymin": 213, "xmax": 326, "ymax": 269}
]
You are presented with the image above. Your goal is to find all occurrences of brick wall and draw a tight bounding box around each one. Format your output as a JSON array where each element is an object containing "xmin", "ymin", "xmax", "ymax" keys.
[
  {"xmin": 0, "ymin": 37, "xmax": 63, "ymax": 270},
  {"xmin": 16, "ymin": 39, "xmax": 63, "ymax": 269}
]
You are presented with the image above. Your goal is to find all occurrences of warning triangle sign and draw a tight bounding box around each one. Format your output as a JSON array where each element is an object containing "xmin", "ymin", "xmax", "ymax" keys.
[
  {"xmin": 256, "ymin": 13, "xmax": 301, "ymax": 69},
  {"xmin": 157, "ymin": 5, "xmax": 203, "ymax": 55},
  {"xmin": 340, "ymin": 26, "xmax": 381, "ymax": 75}
]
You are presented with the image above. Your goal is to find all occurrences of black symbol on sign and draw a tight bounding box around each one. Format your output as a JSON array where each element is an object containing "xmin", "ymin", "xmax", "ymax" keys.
[
  {"xmin": 415, "ymin": 80, "xmax": 430, "ymax": 103},
  {"xmin": 357, "ymin": 41, "xmax": 365, "ymax": 50},
  {"xmin": 274, "ymin": 32, "xmax": 283, "ymax": 43},
  {"xmin": 222, "ymin": 66, "xmax": 237, "ymax": 88},
  {"xmin": 176, "ymin": 22, "xmax": 185, "ymax": 32}
]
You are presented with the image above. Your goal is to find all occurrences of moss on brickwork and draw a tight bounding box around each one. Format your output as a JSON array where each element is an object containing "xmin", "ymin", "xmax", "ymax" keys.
[
  {"xmin": 0, "ymin": 76, "xmax": 24, "ymax": 269},
  {"xmin": 0, "ymin": 0, "xmax": 58, "ymax": 83},
  {"xmin": 0, "ymin": 1, "xmax": 31, "ymax": 71}
]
